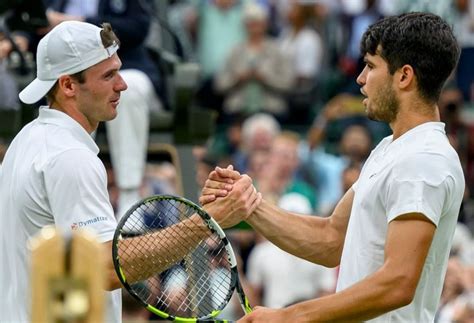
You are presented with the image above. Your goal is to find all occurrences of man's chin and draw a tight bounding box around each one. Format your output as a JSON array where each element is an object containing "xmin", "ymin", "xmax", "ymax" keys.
[
  {"xmin": 108, "ymin": 110, "xmax": 118, "ymax": 120},
  {"xmin": 367, "ymin": 110, "xmax": 384, "ymax": 122}
]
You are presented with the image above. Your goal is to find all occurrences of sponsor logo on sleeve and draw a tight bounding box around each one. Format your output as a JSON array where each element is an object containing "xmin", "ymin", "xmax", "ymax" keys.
[{"xmin": 71, "ymin": 216, "xmax": 108, "ymax": 230}]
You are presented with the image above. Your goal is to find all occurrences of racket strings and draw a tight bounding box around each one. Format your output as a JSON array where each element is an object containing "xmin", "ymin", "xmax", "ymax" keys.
[
  {"xmin": 117, "ymin": 198, "xmax": 234, "ymax": 318},
  {"xmin": 121, "ymin": 201, "xmax": 207, "ymax": 273},
  {"xmin": 159, "ymin": 234, "xmax": 232, "ymax": 316}
]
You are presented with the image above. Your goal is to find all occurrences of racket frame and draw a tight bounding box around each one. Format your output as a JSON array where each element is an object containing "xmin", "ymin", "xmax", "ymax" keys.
[{"xmin": 112, "ymin": 195, "xmax": 251, "ymax": 322}]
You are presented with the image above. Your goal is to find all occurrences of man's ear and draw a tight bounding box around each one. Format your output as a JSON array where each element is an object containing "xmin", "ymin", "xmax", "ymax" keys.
[
  {"xmin": 397, "ymin": 64, "xmax": 415, "ymax": 90},
  {"xmin": 57, "ymin": 75, "xmax": 77, "ymax": 98}
]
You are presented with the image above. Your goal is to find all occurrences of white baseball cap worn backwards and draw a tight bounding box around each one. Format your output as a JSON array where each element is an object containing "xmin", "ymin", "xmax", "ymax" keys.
[{"xmin": 19, "ymin": 21, "xmax": 119, "ymax": 104}]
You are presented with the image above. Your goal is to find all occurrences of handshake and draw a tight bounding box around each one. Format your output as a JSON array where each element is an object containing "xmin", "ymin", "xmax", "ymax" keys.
[{"xmin": 199, "ymin": 165, "xmax": 262, "ymax": 228}]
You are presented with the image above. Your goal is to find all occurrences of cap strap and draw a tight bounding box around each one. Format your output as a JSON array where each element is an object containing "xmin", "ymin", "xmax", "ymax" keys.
[{"xmin": 105, "ymin": 41, "xmax": 119, "ymax": 57}]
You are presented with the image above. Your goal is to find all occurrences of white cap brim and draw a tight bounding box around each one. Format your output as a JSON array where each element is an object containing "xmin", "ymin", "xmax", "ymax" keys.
[{"xmin": 19, "ymin": 78, "xmax": 57, "ymax": 105}]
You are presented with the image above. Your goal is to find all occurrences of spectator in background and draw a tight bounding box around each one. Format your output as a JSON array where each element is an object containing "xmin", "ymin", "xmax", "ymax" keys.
[
  {"xmin": 0, "ymin": 29, "xmax": 30, "ymax": 64},
  {"xmin": 337, "ymin": 0, "xmax": 384, "ymax": 97},
  {"xmin": 301, "ymin": 94, "xmax": 373, "ymax": 214},
  {"xmin": 187, "ymin": 0, "xmax": 246, "ymax": 111},
  {"xmin": 339, "ymin": 124, "xmax": 372, "ymax": 164},
  {"xmin": 191, "ymin": 0, "xmax": 246, "ymax": 77},
  {"xmin": 279, "ymin": 0, "xmax": 323, "ymax": 123},
  {"xmin": 451, "ymin": 222, "xmax": 474, "ymax": 266},
  {"xmin": 313, "ymin": 123, "xmax": 372, "ymax": 215},
  {"xmin": 280, "ymin": 0, "xmax": 324, "ymax": 124},
  {"xmin": 395, "ymin": 0, "xmax": 458, "ymax": 25},
  {"xmin": 143, "ymin": 161, "xmax": 180, "ymax": 196},
  {"xmin": 443, "ymin": 230, "xmax": 474, "ymax": 323},
  {"xmin": 0, "ymin": 28, "xmax": 31, "ymax": 112},
  {"xmin": 256, "ymin": 131, "xmax": 316, "ymax": 210},
  {"xmin": 279, "ymin": 0, "xmax": 323, "ymax": 82},
  {"xmin": 0, "ymin": 35, "xmax": 20, "ymax": 112},
  {"xmin": 311, "ymin": 0, "xmax": 352, "ymax": 103},
  {"xmin": 215, "ymin": 1, "xmax": 294, "ymax": 122},
  {"xmin": 207, "ymin": 115, "xmax": 245, "ymax": 163},
  {"xmin": 344, "ymin": 0, "xmax": 383, "ymax": 65},
  {"xmin": 246, "ymin": 149, "xmax": 269, "ymax": 180},
  {"xmin": 232, "ymin": 112, "xmax": 281, "ymax": 173},
  {"xmin": 45, "ymin": 0, "xmax": 164, "ymax": 217}
]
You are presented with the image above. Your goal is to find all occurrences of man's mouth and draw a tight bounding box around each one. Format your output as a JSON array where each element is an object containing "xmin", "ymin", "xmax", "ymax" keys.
[{"xmin": 110, "ymin": 98, "xmax": 120, "ymax": 108}]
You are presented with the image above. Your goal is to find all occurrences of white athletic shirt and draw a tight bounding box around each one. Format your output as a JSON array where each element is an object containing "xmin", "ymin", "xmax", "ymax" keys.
[
  {"xmin": 336, "ymin": 122, "xmax": 465, "ymax": 322},
  {"xmin": 0, "ymin": 107, "xmax": 121, "ymax": 322}
]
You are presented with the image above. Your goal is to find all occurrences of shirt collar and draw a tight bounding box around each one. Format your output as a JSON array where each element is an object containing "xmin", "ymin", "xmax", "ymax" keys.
[
  {"xmin": 403, "ymin": 121, "xmax": 446, "ymax": 136},
  {"xmin": 37, "ymin": 106, "xmax": 100, "ymax": 155},
  {"xmin": 385, "ymin": 122, "xmax": 446, "ymax": 144}
]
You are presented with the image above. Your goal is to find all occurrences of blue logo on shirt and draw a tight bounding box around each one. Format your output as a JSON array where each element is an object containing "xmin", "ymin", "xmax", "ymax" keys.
[{"xmin": 71, "ymin": 216, "xmax": 108, "ymax": 230}]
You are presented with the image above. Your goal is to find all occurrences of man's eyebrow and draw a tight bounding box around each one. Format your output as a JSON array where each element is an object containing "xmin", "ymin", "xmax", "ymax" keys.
[
  {"xmin": 101, "ymin": 64, "xmax": 122, "ymax": 77},
  {"xmin": 364, "ymin": 56, "xmax": 375, "ymax": 65},
  {"xmin": 101, "ymin": 69, "xmax": 115, "ymax": 77}
]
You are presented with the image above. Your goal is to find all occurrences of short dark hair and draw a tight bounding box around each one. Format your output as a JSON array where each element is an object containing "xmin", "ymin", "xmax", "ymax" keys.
[
  {"xmin": 360, "ymin": 12, "xmax": 460, "ymax": 103},
  {"xmin": 46, "ymin": 22, "xmax": 120, "ymax": 105},
  {"xmin": 100, "ymin": 22, "xmax": 120, "ymax": 48}
]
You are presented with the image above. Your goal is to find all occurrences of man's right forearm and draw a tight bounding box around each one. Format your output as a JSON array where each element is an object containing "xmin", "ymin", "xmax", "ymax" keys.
[
  {"xmin": 248, "ymin": 189, "xmax": 354, "ymax": 267},
  {"xmin": 117, "ymin": 214, "xmax": 209, "ymax": 283},
  {"xmin": 105, "ymin": 214, "xmax": 209, "ymax": 290}
]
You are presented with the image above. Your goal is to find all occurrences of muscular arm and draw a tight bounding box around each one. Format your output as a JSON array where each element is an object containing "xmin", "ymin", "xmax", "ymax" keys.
[
  {"xmin": 280, "ymin": 213, "xmax": 436, "ymax": 322},
  {"xmin": 201, "ymin": 167, "xmax": 353, "ymax": 267},
  {"xmin": 247, "ymin": 189, "xmax": 354, "ymax": 267}
]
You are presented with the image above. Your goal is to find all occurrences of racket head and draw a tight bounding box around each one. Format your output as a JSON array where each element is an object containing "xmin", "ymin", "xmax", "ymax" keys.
[{"xmin": 112, "ymin": 195, "xmax": 243, "ymax": 321}]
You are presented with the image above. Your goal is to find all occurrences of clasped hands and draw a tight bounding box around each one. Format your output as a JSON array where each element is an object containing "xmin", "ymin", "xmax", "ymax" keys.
[
  {"xmin": 200, "ymin": 165, "xmax": 297, "ymax": 322},
  {"xmin": 200, "ymin": 165, "xmax": 262, "ymax": 228}
]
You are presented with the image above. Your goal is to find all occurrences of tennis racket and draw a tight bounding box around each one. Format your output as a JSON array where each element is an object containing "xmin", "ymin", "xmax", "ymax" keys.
[{"xmin": 112, "ymin": 195, "xmax": 252, "ymax": 322}]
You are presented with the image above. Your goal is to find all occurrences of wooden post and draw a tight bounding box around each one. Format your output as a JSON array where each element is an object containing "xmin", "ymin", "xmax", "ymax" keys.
[{"xmin": 30, "ymin": 226, "xmax": 105, "ymax": 322}]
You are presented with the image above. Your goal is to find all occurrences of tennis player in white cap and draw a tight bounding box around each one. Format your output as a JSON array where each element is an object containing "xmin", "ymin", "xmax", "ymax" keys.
[
  {"xmin": 0, "ymin": 21, "xmax": 127, "ymax": 322},
  {"xmin": 0, "ymin": 20, "xmax": 261, "ymax": 322}
]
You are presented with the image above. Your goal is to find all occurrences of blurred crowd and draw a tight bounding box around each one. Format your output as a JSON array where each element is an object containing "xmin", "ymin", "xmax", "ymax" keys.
[{"xmin": 1, "ymin": 0, "xmax": 474, "ymax": 322}]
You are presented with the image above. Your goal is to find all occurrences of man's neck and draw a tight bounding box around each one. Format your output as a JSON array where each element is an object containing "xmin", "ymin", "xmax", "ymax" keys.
[
  {"xmin": 49, "ymin": 103, "xmax": 97, "ymax": 134},
  {"xmin": 390, "ymin": 102, "xmax": 439, "ymax": 140}
]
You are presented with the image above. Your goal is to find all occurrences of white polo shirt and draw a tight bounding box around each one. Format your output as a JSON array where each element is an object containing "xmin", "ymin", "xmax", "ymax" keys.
[
  {"xmin": 336, "ymin": 122, "xmax": 465, "ymax": 322},
  {"xmin": 0, "ymin": 107, "xmax": 121, "ymax": 322}
]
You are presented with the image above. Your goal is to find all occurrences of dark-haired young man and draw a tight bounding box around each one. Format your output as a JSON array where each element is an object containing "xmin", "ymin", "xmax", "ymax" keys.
[{"xmin": 200, "ymin": 12, "xmax": 465, "ymax": 322}]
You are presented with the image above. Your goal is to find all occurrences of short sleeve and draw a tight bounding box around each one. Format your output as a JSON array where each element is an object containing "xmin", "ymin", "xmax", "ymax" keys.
[
  {"xmin": 385, "ymin": 153, "xmax": 453, "ymax": 226},
  {"xmin": 45, "ymin": 149, "xmax": 117, "ymax": 242}
]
